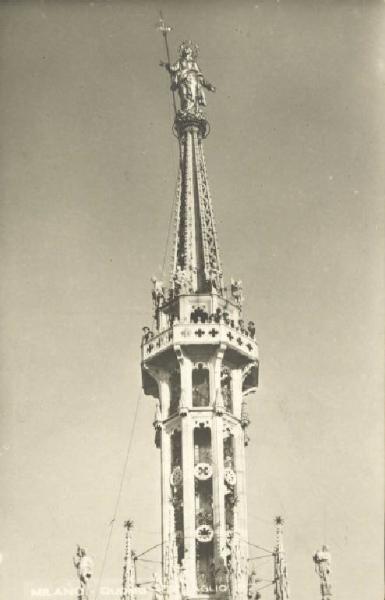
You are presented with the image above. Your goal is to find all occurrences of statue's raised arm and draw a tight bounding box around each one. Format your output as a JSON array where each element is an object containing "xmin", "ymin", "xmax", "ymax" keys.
[{"xmin": 160, "ymin": 40, "xmax": 215, "ymax": 114}]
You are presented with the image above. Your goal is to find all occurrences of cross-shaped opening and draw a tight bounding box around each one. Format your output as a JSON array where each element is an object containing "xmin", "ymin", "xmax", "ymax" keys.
[{"xmin": 195, "ymin": 328, "xmax": 205, "ymax": 338}]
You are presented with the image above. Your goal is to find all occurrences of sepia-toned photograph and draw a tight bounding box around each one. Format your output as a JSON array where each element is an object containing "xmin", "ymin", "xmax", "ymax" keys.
[{"xmin": 0, "ymin": 2, "xmax": 383, "ymax": 600}]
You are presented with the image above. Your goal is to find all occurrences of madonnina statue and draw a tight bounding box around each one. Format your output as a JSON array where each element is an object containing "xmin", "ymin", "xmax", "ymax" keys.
[{"xmin": 160, "ymin": 40, "xmax": 215, "ymax": 113}]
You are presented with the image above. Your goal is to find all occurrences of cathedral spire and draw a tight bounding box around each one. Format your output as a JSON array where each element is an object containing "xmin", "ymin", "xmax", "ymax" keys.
[
  {"xmin": 160, "ymin": 40, "xmax": 223, "ymax": 294},
  {"xmin": 142, "ymin": 31, "xmax": 259, "ymax": 600}
]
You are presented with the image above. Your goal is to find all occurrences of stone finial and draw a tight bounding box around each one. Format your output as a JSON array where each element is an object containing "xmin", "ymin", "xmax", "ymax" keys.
[{"xmin": 241, "ymin": 397, "xmax": 250, "ymax": 428}]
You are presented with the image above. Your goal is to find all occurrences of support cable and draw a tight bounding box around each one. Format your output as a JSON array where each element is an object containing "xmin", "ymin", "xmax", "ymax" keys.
[
  {"xmin": 256, "ymin": 580, "xmax": 276, "ymax": 593},
  {"xmin": 245, "ymin": 539, "xmax": 273, "ymax": 555},
  {"xmin": 135, "ymin": 541, "xmax": 164, "ymax": 559},
  {"xmin": 136, "ymin": 558, "xmax": 163, "ymax": 564},
  {"xmin": 94, "ymin": 389, "xmax": 142, "ymax": 600}
]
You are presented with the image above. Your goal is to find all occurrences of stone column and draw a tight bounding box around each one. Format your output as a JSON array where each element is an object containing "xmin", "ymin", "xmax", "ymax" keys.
[
  {"xmin": 173, "ymin": 349, "xmax": 196, "ymax": 593},
  {"xmin": 211, "ymin": 345, "xmax": 227, "ymax": 567},
  {"xmin": 161, "ymin": 425, "xmax": 172, "ymax": 581},
  {"xmin": 159, "ymin": 373, "xmax": 171, "ymax": 420},
  {"xmin": 181, "ymin": 413, "xmax": 196, "ymax": 596},
  {"xmin": 234, "ymin": 424, "xmax": 249, "ymax": 598},
  {"xmin": 232, "ymin": 369, "xmax": 243, "ymax": 420},
  {"xmin": 144, "ymin": 370, "xmax": 171, "ymax": 581},
  {"xmin": 177, "ymin": 349, "xmax": 192, "ymax": 409},
  {"xmin": 212, "ymin": 414, "xmax": 226, "ymax": 566}
]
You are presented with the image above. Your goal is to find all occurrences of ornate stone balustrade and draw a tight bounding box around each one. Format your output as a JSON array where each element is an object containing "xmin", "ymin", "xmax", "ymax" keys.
[
  {"xmin": 142, "ymin": 322, "xmax": 258, "ymax": 362},
  {"xmin": 141, "ymin": 327, "xmax": 174, "ymax": 360}
]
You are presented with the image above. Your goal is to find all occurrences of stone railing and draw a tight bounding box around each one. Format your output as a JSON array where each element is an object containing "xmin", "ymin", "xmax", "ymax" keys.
[
  {"xmin": 141, "ymin": 327, "xmax": 173, "ymax": 359},
  {"xmin": 141, "ymin": 322, "xmax": 258, "ymax": 362}
]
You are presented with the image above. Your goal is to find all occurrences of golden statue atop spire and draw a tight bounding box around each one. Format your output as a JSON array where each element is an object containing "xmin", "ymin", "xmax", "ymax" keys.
[{"xmin": 160, "ymin": 40, "xmax": 215, "ymax": 115}]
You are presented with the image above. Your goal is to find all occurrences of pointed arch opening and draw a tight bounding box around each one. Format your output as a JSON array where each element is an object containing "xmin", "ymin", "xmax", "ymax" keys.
[{"xmin": 192, "ymin": 364, "xmax": 210, "ymax": 407}]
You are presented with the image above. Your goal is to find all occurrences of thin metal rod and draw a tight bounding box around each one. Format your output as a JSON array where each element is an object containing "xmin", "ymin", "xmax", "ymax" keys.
[
  {"xmin": 159, "ymin": 11, "xmax": 177, "ymax": 116},
  {"xmin": 246, "ymin": 539, "xmax": 274, "ymax": 554},
  {"xmin": 135, "ymin": 541, "xmax": 163, "ymax": 559},
  {"xmin": 136, "ymin": 558, "xmax": 162, "ymax": 564},
  {"xmin": 257, "ymin": 580, "xmax": 276, "ymax": 592}
]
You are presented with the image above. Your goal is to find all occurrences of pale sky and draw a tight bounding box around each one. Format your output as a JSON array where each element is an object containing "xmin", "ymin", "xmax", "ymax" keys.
[{"xmin": 0, "ymin": 2, "xmax": 384, "ymax": 600}]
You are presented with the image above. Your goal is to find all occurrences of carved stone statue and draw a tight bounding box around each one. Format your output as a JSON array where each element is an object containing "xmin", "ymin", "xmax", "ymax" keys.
[
  {"xmin": 173, "ymin": 266, "xmax": 193, "ymax": 295},
  {"xmin": 230, "ymin": 278, "xmax": 244, "ymax": 306},
  {"xmin": 151, "ymin": 277, "xmax": 166, "ymax": 307},
  {"xmin": 248, "ymin": 570, "xmax": 261, "ymax": 600},
  {"xmin": 142, "ymin": 326, "xmax": 153, "ymax": 343},
  {"xmin": 313, "ymin": 545, "xmax": 332, "ymax": 599},
  {"xmin": 73, "ymin": 546, "xmax": 93, "ymax": 585},
  {"xmin": 151, "ymin": 573, "xmax": 163, "ymax": 600},
  {"xmin": 160, "ymin": 40, "xmax": 215, "ymax": 114},
  {"xmin": 73, "ymin": 546, "xmax": 93, "ymax": 600},
  {"xmin": 208, "ymin": 268, "xmax": 221, "ymax": 292}
]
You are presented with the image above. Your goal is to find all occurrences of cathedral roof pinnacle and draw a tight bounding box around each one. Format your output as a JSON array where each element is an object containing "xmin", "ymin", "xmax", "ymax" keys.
[{"xmin": 159, "ymin": 33, "xmax": 223, "ymax": 295}]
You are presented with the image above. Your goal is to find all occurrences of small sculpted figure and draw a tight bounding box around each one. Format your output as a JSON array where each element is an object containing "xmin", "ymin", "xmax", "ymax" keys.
[
  {"xmin": 214, "ymin": 307, "xmax": 222, "ymax": 324},
  {"xmin": 160, "ymin": 41, "xmax": 215, "ymax": 113},
  {"xmin": 208, "ymin": 268, "xmax": 221, "ymax": 291},
  {"xmin": 142, "ymin": 326, "xmax": 151, "ymax": 342},
  {"xmin": 313, "ymin": 545, "xmax": 332, "ymax": 597},
  {"xmin": 197, "ymin": 571, "xmax": 208, "ymax": 593},
  {"xmin": 248, "ymin": 569, "xmax": 261, "ymax": 600},
  {"xmin": 173, "ymin": 266, "xmax": 191, "ymax": 295},
  {"xmin": 247, "ymin": 321, "xmax": 256, "ymax": 339},
  {"xmin": 151, "ymin": 573, "xmax": 163, "ymax": 600},
  {"xmin": 230, "ymin": 278, "xmax": 244, "ymax": 306},
  {"xmin": 142, "ymin": 326, "xmax": 154, "ymax": 342},
  {"xmin": 73, "ymin": 546, "xmax": 93, "ymax": 584},
  {"xmin": 151, "ymin": 277, "xmax": 166, "ymax": 307}
]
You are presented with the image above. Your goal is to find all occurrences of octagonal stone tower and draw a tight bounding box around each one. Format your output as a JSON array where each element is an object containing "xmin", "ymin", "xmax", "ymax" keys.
[{"xmin": 141, "ymin": 39, "xmax": 258, "ymax": 600}]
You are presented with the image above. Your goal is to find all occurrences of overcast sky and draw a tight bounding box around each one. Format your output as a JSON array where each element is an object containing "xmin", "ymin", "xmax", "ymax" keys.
[{"xmin": 0, "ymin": 2, "xmax": 384, "ymax": 600}]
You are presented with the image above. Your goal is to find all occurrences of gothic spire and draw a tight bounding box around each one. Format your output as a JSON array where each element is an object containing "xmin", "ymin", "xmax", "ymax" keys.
[
  {"xmin": 273, "ymin": 517, "xmax": 290, "ymax": 600},
  {"xmin": 160, "ymin": 40, "xmax": 223, "ymax": 295},
  {"xmin": 121, "ymin": 520, "xmax": 136, "ymax": 600}
]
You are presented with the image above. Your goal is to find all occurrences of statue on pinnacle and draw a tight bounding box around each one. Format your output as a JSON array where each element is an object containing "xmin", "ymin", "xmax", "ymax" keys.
[
  {"xmin": 160, "ymin": 40, "xmax": 216, "ymax": 115},
  {"xmin": 313, "ymin": 545, "xmax": 332, "ymax": 600},
  {"xmin": 73, "ymin": 545, "xmax": 93, "ymax": 600}
]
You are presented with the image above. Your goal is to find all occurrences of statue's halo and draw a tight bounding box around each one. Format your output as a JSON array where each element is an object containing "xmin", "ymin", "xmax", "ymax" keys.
[{"xmin": 178, "ymin": 40, "xmax": 199, "ymax": 59}]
